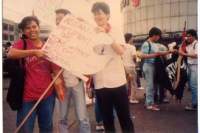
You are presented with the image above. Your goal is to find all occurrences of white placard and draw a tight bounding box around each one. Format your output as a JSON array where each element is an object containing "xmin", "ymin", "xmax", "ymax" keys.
[{"xmin": 43, "ymin": 15, "xmax": 113, "ymax": 81}]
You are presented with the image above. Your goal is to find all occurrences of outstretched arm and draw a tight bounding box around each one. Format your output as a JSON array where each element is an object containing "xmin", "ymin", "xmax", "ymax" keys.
[{"xmin": 7, "ymin": 48, "xmax": 46, "ymax": 59}]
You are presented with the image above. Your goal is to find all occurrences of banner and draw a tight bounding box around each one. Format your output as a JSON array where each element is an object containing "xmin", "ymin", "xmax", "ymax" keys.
[
  {"xmin": 43, "ymin": 15, "xmax": 113, "ymax": 81},
  {"xmin": 165, "ymin": 53, "xmax": 188, "ymax": 100}
]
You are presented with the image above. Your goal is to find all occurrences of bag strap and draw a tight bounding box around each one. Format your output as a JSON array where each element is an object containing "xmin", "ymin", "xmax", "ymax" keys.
[
  {"xmin": 146, "ymin": 41, "xmax": 151, "ymax": 54},
  {"xmin": 193, "ymin": 41, "xmax": 197, "ymax": 49},
  {"xmin": 21, "ymin": 38, "xmax": 27, "ymax": 66}
]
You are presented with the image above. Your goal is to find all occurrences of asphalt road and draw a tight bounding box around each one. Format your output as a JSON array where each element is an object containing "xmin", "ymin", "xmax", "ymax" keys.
[{"xmin": 3, "ymin": 78, "xmax": 197, "ymax": 133}]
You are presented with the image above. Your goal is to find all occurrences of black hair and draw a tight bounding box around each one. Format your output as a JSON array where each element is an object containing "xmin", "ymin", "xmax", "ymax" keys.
[
  {"xmin": 6, "ymin": 42, "xmax": 11, "ymax": 47},
  {"xmin": 186, "ymin": 29, "xmax": 198, "ymax": 39},
  {"xmin": 149, "ymin": 27, "xmax": 162, "ymax": 37},
  {"xmin": 124, "ymin": 33, "xmax": 133, "ymax": 43},
  {"xmin": 55, "ymin": 8, "xmax": 71, "ymax": 15},
  {"xmin": 91, "ymin": 2, "xmax": 110, "ymax": 15},
  {"xmin": 18, "ymin": 16, "xmax": 40, "ymax": 31}
]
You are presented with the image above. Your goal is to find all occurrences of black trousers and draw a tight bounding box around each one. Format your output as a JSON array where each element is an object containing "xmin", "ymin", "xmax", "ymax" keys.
[
  {"xmin": 136, "ymin": 70, "xmax": 141, "ymax": 87},
  {"xmin": 95, "ymin": 85, "xmax": 134, "ymax": 133}
]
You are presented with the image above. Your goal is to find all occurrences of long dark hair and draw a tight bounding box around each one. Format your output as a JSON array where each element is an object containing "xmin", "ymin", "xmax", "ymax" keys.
[{"xmin": 18, "ymin": 16, "xmax": 40, "ymax": 31}]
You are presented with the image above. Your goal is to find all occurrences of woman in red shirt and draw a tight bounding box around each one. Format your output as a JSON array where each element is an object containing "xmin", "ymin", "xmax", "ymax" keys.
[{"xmin": 7, "ymin": 16, "xmax": 64, "ymax": 133}]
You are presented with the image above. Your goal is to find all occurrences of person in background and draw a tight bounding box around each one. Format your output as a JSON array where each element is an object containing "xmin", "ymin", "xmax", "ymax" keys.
[
  {"xmin": 86, "ymin": 77, "xmax": 105, "ymax": 131},
  {"xmin": 135, "ymin": 50, "xmax": 145, "ymax": 90},
  {"xmin": 55, "ymin": 8, "xmax": 91, "ymax": 133},
  {"xmin": 153, "ymin": 43, "xmax": 171, "ymax": 104},
  {"xmin": 91, "ymin": 2, "xmax": 134, "ymax": 132},
  {"xmin": 141, "ymin": 27, "xmax": 175, "ymax": 111},
  {"xmin": 7, "ymin": 16, "xmax": 64, "ymax": 133},
  {"xmin": 179, "ymin": 29, "xmax": 198, "ymax": 111},
  {"xmin": 123, "ymin": 33, "xmax": 139, "ymax": 104}
]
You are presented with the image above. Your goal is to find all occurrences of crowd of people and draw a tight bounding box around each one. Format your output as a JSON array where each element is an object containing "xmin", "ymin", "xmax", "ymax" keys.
[{"xmin": 6, "ymin": 1, "xmax": 197, "ymax": 133}]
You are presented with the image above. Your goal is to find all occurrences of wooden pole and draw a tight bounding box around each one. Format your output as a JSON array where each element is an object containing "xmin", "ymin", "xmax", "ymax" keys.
[
  {"xmin": 174, "ymin": 56, "xmax": 183, "ymax": 89},
  {"xmin": 14, "ymin": 69, "xmax": 64, "ymax": 133}
]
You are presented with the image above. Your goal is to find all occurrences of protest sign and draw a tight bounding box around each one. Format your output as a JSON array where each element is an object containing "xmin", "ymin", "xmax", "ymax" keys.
[{"xmin": 43, "ymin": 15, "xmax": 113, "ymax": 81}]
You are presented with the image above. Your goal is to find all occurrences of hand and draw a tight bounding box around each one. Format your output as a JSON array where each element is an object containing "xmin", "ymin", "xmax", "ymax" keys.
[
  {"xmin": 95, "ymin": 27, "xmax": 106, "ymax": 33},
  {"xmin": 55, "ymin": 87, "xmax": 65, "ymax": 102},
  {"xmin": 178, "ymin": 50, "xmax": 186, "ymax": 56},
  {"xmin": 54, "ymin": 78, "xmax": 65, "ymax": 102},
  {"xmin": 33, "ymin": 49, "xmax": 47, "ymax": 58}
]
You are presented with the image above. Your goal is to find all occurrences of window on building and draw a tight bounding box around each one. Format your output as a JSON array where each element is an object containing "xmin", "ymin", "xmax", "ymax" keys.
[
  {"xmin": 9, "ymin": 25, "xmax": 14, "ymax": 31},
  {"xmin": 3, "ymin": 23, "xmax": 8, "ymax": 31},
  {"xmin": 10, "ymin": 35, "xmax": 14, "ymax": 41},
  {"xmin": 3, "ymin": 34, "xmax": 8, "ymax": 40}
]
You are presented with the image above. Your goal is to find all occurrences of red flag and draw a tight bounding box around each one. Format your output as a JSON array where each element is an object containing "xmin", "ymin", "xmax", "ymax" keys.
[
  {"xmin": 181, "ymin": 21, "xmax": 187, "ymax": 52},
  {"xmin": 132, "ymin": 0, "xmax": 140, "ymax": 7}
]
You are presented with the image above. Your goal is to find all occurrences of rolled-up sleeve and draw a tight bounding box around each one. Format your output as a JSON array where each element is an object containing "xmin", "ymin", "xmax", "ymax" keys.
[{"xmin": 141, "ymin": 42, "xmax": 149, "ymax": 54}]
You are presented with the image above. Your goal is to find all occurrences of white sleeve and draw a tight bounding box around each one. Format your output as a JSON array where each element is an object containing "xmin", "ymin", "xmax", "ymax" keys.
[
  {"xmin": 110, "ymin": 27, "xmax": 125, "ymax": 45},
  {"xmin": 194, "ymin": 42, "xmax": 198, "ymax": 54},
  {"xmin": 132, "ymin": 45, "xmax": 136, "ymax": 56}
]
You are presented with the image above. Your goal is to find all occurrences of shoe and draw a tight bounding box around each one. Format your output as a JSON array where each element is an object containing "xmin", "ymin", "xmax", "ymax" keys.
[
  {"xmin": 131, "ymin": 115, "xmax": 136, "ymax": 119},
  {"xmin": 163, "ymin": 98, "xmax": 170, "ymax": 103},
  {"xmin": 152, "ymin": 104, "xmax": 159, "ymax": 107},
  {"xmin": 185, "ymin": 105, "xmax": 197, "ymax": 111},
  {"xmin": 129, "ymin": 99, "xmax": 139, "ymax": 104},
  {"xmin": 96, "ymin": 123, "xmax": 105, "ymax": 131},
  {"xmin": 137, "ymin": 87, "xmax": 144, "ymax": 90},
  {"xmin": 146, "ymin": 105, "xmax": 160, "ymax": 111}
]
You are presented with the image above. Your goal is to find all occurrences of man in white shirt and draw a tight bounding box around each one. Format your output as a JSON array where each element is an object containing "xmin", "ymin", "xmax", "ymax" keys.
[
  {"xmin": 122, "ymin": 33, "xmax": 139, "ymax": 104},
  {"xmin": 55, "ymin": 9, "xmax": 91, "ymax": 133},
  {"xmin": 91, "ymin": 2, "xmax": 134, "ymax": 133},
  {"xmin": 179, "ymin": 29, "xmax": 198, "ymax": 111}
]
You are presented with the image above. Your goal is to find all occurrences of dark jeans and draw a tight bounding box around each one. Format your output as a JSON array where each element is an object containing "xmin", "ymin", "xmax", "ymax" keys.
[
  {"xmin": 94, "ymin": 95, "xmax": 104, "ymax": 123},
  {"xmin": 95, "ymin": 85, "xmax": 134, "ymax": 133},
  {"xmin": 136, "ymin": 69, "xmax": 141, "ymax": 88},
  {"xmin": 17, "ymin": 94, "xmax": 55, "ymax": 133}
]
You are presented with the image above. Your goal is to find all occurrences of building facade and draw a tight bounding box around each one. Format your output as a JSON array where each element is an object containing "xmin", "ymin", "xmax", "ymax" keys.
[
  {"xmin": 3, "ymin": 18, "xmax": 19, "ymax": 47},
  {"xmin": 121, "ymin": 0, "xmax": 197, "ymax": 46},
  {"xmin": 2, "ymin": 18, "xmax": 52, "ymax": 46}
]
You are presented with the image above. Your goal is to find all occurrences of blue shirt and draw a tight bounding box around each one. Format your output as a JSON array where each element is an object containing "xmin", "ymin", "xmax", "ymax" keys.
[{"xmin": 141, "ymin": 41, "xmax": 159, "ymax": 63}]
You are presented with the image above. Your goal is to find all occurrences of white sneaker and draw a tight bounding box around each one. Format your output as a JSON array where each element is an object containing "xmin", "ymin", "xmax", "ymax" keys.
[
  {"xmin": 129, "ymin": 99, "xmax": 139, "ymax": 104},
  {"xmin": 96, "ymin": 123, "xmax": 105, "ymax": 131},
  {"xmin": 146, "ymin": 105, "xmax": 160, "ymax": 111},
  {"xmin": 131, "ymin": 115, "xmax": 136, "ymax": 119},
  {"xmin": 137, "ymin": 87, "xmax": 144, "ymax": 90},
  {"xmin": 163, "ymin": 98, "xmax": 170, "ymax": 103}
]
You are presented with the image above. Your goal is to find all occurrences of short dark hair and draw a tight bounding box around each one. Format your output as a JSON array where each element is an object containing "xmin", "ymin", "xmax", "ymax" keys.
[
  {"xmin": 124, "ymin": 33, "xmax": 133, "ymax": 43},
  {"xmin": 91, "ymin": 2, "xmax": 110, "ymax": 15},
  {"xmin": 186, "ymin": 29, "xmax": 198, "ymax": 39},
  {"xmin": 55, "ymin": 9, "xmax": 71, "ymax": 15},
  {"xmin": 18, "ymin": 16, "xmax": 40, "ymax": 31},
  {"xmin": 149, "ymin": 27, "xmax": 162, "ymax": 37}
]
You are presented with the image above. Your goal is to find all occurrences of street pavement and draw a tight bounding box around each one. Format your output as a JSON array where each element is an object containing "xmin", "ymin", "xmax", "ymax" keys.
[{"xmin": 3, "ymin": 78, "xmax": 197, "ymax": 133}]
